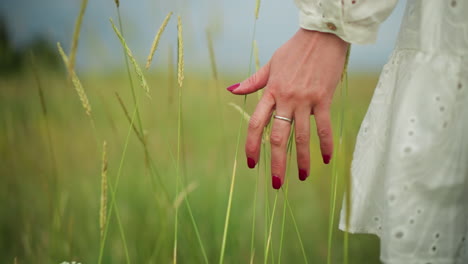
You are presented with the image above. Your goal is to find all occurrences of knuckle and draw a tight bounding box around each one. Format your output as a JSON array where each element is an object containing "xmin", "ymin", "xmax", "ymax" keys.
[
  {"xmin": 278, "ymin": 88, "xmax": 295, "ymax": 100},
  {"xmin": 318, "ymin": 128, "xmax": 331, "ymax": 139},
  {"xmin": 270, "ymin": 131, "xmax": 285, "ymax": 147},
  {"xmin": 247, "ymin": 73, "xmax": 259, "ymax": 86},
  {"xmin": 310, "ymin": 90, "xmax": 327, "ymax": 103},
  {"xmin": 295, "ymin": 132, "xmax": 310, "ymax": 145},
  {"xmin": 248, "ymin": 116, "xmax": 262, "ymax": 131}
]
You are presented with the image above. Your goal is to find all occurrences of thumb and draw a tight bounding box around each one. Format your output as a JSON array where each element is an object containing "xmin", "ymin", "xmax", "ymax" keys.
[{"xmin": 227, "ymin": 61, "xmax": 270, "ymax": 95}]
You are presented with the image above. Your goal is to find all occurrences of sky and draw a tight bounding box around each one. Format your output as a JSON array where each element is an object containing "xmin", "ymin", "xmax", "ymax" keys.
[{"xmin": 0, "ymin": 0, "xmax": 407, "ymax": 74}]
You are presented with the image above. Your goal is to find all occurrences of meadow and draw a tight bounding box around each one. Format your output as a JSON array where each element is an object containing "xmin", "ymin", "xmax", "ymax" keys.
[{"xmin": 0, "ymin": 2, "xmax": 383, "ymax": 263}]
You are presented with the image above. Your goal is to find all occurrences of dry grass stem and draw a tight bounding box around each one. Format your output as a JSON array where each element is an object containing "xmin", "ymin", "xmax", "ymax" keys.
[
  {"xmin": 177, "ymin": 16, "xmax": 184, "ymax": 88},
  {"xmin": 57, "ymin": 42, "xmax": 92, "ymax": 116},
  {"xmin": 110, "ymin": 19, "xmax": 151, "ymax": 98},
  {"xmin": 206, "ymin": 30, "xmax": 218, "ymax": 80},
  {"xmin": 173, "ymin": 182, "xmax": 198, "ymax": 209},
  {"xmin": 229, "ymin": 102, "xmax": 250, "ymax": 123},
  {"xmin": 146, "ymin": 12, "xmax": 173, "ymax": 69},
  {"xmin": 115, "ymin": 92, "xmax": 145, "ymax": 144},
  {"xmin": 341, "ymin": 45, "xmax": 351, "ymax": 81},
  {"xmin": 69, "ymin": 0, "xmax": 89, "ymax": 71},
  {"xmin": 253, "ymin": 41, "xmax": 260, "ymax": 72},
  {"xmin": 100, "ymin": 141, "xmax": 108, "ymax": 240},
  {"xmin": 255, "ymin": 0, "xmax": 261, "ymax": 20}
]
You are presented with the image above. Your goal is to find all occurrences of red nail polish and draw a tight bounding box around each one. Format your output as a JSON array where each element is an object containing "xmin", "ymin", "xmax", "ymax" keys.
[
  {"xmin": 272, "ymin": 175, "xmax": 282, "ymax": 189},
  {"xmin": 247, "ymin": 157, "xmax": 256, "ymax": 169},
  {"xmin": 323, "ymin": 155, "xmax": 331, "ymax": 164},
  {"xmin": 299, "ymin": 169, "xmax": 308, "ymax": 181},
  {"xmin": 226, "ymin": 83, "xmax": 240, "ymax": 92}
]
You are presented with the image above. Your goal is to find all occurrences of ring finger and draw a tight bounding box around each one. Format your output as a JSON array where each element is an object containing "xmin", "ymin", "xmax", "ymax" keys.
[{"xmin": 270, "ymin": 106, "xmax": 294, "ymax": 189}]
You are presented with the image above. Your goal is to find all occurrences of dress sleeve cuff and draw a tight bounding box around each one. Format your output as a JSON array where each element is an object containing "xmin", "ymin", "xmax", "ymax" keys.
[{"xmin": 298, "ymin": 11, "xmax": 380, "ymax": 45}]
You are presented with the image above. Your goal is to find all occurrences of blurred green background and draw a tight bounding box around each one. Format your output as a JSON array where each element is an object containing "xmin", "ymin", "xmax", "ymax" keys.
[{"xmin": 0, "ymin": 0, "xmax": 401, "ymax": 263}]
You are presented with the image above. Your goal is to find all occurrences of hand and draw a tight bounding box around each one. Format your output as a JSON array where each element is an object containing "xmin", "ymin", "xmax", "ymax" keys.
[{"xmin": 227, "ymin": 28, "xmax": 349, "ymax": 189}]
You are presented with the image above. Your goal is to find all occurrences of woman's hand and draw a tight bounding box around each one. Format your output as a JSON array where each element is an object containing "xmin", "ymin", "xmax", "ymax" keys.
[{"xmin": 227, "ymin": 28, "xmax": 349, "ymax": 189}]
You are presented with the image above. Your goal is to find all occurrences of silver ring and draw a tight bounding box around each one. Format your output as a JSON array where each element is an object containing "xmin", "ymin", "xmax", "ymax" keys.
[{"xmin": 274, "ymin": 115, "xmax": 293, "ymax": 123}]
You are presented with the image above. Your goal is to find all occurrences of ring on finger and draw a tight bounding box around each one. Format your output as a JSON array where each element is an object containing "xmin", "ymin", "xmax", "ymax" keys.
[{"xmin": 273, "ymin": 115, "xmax": 293, "ymax": 123}]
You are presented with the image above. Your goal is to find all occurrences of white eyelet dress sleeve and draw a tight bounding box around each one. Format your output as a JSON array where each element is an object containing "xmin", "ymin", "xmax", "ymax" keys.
[{"xmin": 295, "ymin": 1, "xmax": 468, "ymax": 264}]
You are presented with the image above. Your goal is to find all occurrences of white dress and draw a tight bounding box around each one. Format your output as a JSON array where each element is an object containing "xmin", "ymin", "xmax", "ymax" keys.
[{"xmin": 294, "ymin": 0, "xmax": 468, "ymax": 263}]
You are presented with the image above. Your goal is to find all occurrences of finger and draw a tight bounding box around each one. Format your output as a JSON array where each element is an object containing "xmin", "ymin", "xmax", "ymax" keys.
[
  {"xmin": 227, "ymin": 61, "xmax": 271, "ymax": 95},
  {"xmin": 314, "ymin": 106, "xmax": 333, "ymax": 164},
  {"xmin": 294, "ymin": 107, "xmax": 311, "ymax": 181},
  {"xmin": 245, "ymin": 92, "xmax": 275, "ymax": 168},
  {"xmin": 270, "ymin": 108, "xmax": 293, "ymax": 189}
]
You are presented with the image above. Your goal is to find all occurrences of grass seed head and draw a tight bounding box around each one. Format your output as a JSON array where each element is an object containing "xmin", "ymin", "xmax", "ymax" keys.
[
  {"xmin": 100, "ymin": 141, "xmax": 108, "ymax": 239},
  {"xmin": 110, "ymin": 19, "xmax": 151, "ymax": 98},
  {"xmin": 57, "ymin": 42, "xmax": 92, "ymax": 116},
  {"xmin": 255, "ymin": 0, "xmax": 261, "ymax": 20},
  {"xmin": 146, "ymin": 12, "xmax": 173, "ymax": 69},
  {"xmin": 177, "ymin": 15, "xmax": 184, "ymax": 88}
]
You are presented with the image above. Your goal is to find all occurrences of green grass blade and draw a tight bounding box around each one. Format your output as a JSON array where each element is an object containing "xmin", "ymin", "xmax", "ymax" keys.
[
  {"xmin": 264, "ymin": 193, "xmax": 278, "ymax": 264},
  {"xmin": 98, "ymin": 109, "xmax": 137, "ymax": 264},
  {"xmin": 278, "ymin": 130, "xmax": 295, "ymax": 263},
  {"xmin": 327, "ymin": 46, "xmax": 350, "ymax": 264}
]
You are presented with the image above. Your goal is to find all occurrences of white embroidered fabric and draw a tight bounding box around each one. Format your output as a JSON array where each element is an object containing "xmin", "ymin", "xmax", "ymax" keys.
[{"xmin": 294, "ymin": 0, "xmax": 468, "ymax": 263}]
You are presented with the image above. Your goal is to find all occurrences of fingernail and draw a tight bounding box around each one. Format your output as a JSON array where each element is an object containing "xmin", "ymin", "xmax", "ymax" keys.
[
  {"xmin": 226, "ymin": 83, "xmax": 240, "ymax": 92},
  {"xmin": 323, "ymin": 155, "xmax": 331, "ymax": 164},
  {"xmin": 247, "ymin": 157, "xmax": 256, "ymax": 169},
  {"xmin": 299, "ymin": 169, "xmax": 308, "ymax": 181},
  {"xmin": 272, "ymin": 175, "xmax": 282, "ymax": 189}
]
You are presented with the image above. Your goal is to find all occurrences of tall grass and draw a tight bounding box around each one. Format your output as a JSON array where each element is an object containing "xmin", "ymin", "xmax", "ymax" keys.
[
  {"xmin": 173, "ymin": 15, "xmax": 184, "ymax": 264},
  {"xmin": 69, "ymin": 0, "xmax": 88, "ymax": 71},
  {"xmin": 218, "ymin": 0, "xmax": 262, "ymax": 262},
  {"xmin": 0, "ymin": 1, "xmax": 385, "ymax": 262},
  {"xmin": 146, "ymin": 12, "xmax": 173, "ymax": 70},
  {"xmin": 327, "ymin": 45, "xmax": 352, "ymax": 264}
]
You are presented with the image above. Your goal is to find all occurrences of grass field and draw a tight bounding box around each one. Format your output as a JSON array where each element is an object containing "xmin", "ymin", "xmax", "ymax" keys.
[{"xmin": 0, "ymin": 63, "xmax": 382, "ymax": 263}]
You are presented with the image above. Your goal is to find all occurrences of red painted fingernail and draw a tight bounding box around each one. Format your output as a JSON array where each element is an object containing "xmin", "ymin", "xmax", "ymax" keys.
[
  {"xmin": 323, "ymin": 155, "xmax": 331, "ymax": 164},
  {"xmin": 226, "ymin": 83, "xmax": 240, "ymax": 92},
  {"xmin": 272, "ymin": 175, "xmax": 282, "ymax": 189},
  {"xmin": 247, "ymin": 157, "xmax": 256, "ymax": 169},
  {"xmin": 299, "ymin": 169, "xmax": 308, "ymax": 181}
]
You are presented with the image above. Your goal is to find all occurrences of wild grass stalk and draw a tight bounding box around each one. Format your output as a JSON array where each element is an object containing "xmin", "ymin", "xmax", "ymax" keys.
[
  {"xmin": 206, "ymin": 29, "xmax": 230, "ymax": 172},
  {"xmin": 113, "ymin": 5, "xmax": 145, "ymax": 140},
  {"xmin": 278, "ymin": 130, "xmax": 296, "ymax": 263},
  {"xmin": 173, "ymin": 15, "xmax": 184, "ymax": 264},
  {"xmin": 220, "ymin": 1, "xmax": 262, "ymax": 262},
  {"xmin": 115, "ymin": 92, "xmax": 145, "ymax": 144},
  {"xmin": 112, "ymin": 5, "xmax": 169, "ymax": 204},
  {"xmin": 282, "ymin": 191, "xmax": 309, "ymax": 264},
  {"xmin": 69, "ymin": 0, "xmax": 88, "ymax": 71},
  {"xmin": 177, "ymin": 16, "xmax": 184, "ymax": 88},
  {"xmin": 111, "ymin": 8, "xmax": 175, "ymax": 214},
  {"xmin": 30, "ymin": 53, "xmax": 59, "ymax": 216},
  {"xmin": 100, "ymin": 141, "xmax": 108, "ymax": 241},
  {"xmin": 146, "ymin": 12, "xmax": 173, "ymax": 69},
  {"xmin": 342, "ymin": 46, "xmax": 351, "ymax": 264},
  {"xmin": 168, "ymin": 45, "xmax": 175, "ymax": 104},
  {"xmin": 249, "ymin": 163, "xmax": 259, "ymax": 263},
  {"xmin": 110, "ymin": 19, "xmax": 151, "ymax": 98},
  {"xmin": 98, "ymin": 109, "xmax": 137, "ymax": 264},
  {"xmin": 57, "ymin": 42, "xmax": 92, "ymax": 117},
  {"xmin": 327, "ymin": 45, "xmax": 351, "ymax": 264},
  {"xmin": 264, "ymin": 193, "xmax": 278, "ymax": 264}
]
